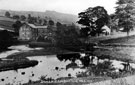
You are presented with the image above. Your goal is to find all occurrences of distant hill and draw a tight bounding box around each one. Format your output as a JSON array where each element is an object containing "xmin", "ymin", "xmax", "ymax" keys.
[{"xmin": 0, "ymin": 10, "xmax": 78, "ymax": 25}]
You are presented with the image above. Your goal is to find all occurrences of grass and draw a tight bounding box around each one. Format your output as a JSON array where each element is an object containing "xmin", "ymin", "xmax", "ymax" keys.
[
  {"xmin": 93, "ymin": 47, "xmax": 134, "ymax": 62},
  {"xmin": 0, "ymin": 16, "xmax": 15, "ymax": 22},
  {"xmin": 100, "ymin": 35, "xmax": 135, "ymax": 45},
  {"xmin": 0, "ymin": 16, "xmax": 15, "ymax": 31},
  {"xmin": 95, "ymin": 33, "xmax": 135, "ymax": 62}
]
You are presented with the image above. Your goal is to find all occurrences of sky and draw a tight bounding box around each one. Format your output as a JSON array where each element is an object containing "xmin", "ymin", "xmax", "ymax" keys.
[{"xmin": 0, "ymin": 0, "xmax": 118, "ymax": 15}]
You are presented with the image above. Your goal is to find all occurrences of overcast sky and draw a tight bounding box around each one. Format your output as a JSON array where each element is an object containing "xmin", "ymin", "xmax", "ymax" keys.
[{"xmin": 0, "ymin": 0, "xmax": 118, "ymax": 15}]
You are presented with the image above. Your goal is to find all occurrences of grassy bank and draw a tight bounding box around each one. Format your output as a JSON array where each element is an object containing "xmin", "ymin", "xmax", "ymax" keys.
[
  {"xmin": 93, "ymin": 47, "xmax": 134, "ymax": 62},
  {"xmin": 99, "ymin": 35, "xmax": 135, "ymax": 45},
  {"xmin": 95, "ymin": 34, "xmax": 135, "ymax": 62}
]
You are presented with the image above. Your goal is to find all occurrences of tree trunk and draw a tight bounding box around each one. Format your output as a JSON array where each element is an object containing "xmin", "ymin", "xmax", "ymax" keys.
[
  {"xmin": 127, "ymin": 31, "xmax": 129, "ymax": 36},
  {"xmin": 127, "ymin": 31, "xmax": 129, "ymax": 41}
]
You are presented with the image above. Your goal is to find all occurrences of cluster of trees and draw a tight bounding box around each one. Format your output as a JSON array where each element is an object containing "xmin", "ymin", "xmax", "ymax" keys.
[
  {"xmin": 78, "ymin": 6, "xmax": 109, "ymax": 37},
  {"xmin": 5, "ymin": 12, "xmax": 26, "ymax": 21},
  {"xmin": 115, "ymin": 0, "xmax": 135, "ymax": 35},
  {"xmin": 5, "ymin": 12, "xmax": 55, "ymax": 26},
  {"xmin": 78, "ymin": 0, "xmax": 135, "ymax": 37},
  {"xmin": 27, "ymin": 14, "xmax": 55, "ymax": 26},
  {"xmin": 0, "ymin": 30, "xmax": 17, "ymax": 49},
  {"xmin": 56, "ymin": 22, "xmax": 81, "ymax": 46},
  {"xmin": 5, "ymin": 11, "xmax": 10, "ymax": 18},
  {"xmin": 12, "ymin": 20, "xmax": 22, "ymax": 36}
]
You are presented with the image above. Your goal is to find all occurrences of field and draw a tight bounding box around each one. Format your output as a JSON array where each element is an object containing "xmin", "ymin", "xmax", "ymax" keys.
[
  {"xmin": 94, "ymin": 33, "xmax": 135, "ymax": 62},
  {"xmin": 0, "ymin": 16, "xmax": 15, "ymax": 31}
]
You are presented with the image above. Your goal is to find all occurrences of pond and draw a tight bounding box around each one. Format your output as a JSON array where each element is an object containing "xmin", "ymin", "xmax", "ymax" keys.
[
  {"xmin": 0, "ymin": 45, "xmax": 87, "ymax": 85},
  {"xmin": 0, "ymin": 55, "xmax": 87, "ymax": 85},
  {"xmin": 0, "ymin": 45, "xmax": 135, "ymax": 85}
]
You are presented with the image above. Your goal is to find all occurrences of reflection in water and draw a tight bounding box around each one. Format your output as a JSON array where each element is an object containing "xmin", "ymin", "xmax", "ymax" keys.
[
  {"xmin": 0, "ymin": 45, "xmax": 44, "ymax": 58},
  {"xmin": 66, "ymin": 62, "xmax": 79, "ymax": 70},
  {"xmin": 0, "ymin": 55, "xmax": 86, "ymax": 85},
  {"xmin": 0, "ymin": 45, "xmax": 135, "ymax": 84},
  {"xmin": 57, "ymin": 53, "xmax": 135, "ymax": 78},
  {"xmin": 9, "ymin": 45, "xmax": 43, "ymax": 51},
  {"xmin": 0, "ymin": 50, "xmax": 20, "ymax": 58}
]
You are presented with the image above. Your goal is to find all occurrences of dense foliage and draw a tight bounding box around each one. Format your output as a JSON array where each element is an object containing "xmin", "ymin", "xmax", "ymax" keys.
[
  {"xmin": 12, "ymin": 20, "xmax": 22, "ymax": 36},
  {"xmin": 56, "ymin": 23, "xmax": 81, "ymax": 47},
  {"xmin": 115, "ymin": 0, "xmax": 135, "ymax": 35},
  {"xmin": 78, "ymin": 6, "xmax": 109, "ymax": 37},
  {"xmin": 0, "ymin": 30, "xmax": 16, "ymax": 49},
  {"xmin": 5, "ymin": 11, "xmax": 10, "ymax": 18}
]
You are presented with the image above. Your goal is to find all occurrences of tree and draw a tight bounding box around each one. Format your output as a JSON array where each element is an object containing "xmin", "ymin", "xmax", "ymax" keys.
[
  {"xmin": 109, "ymin": 14, "xmax": 119, "ymax": 32},
  {"xmin": 49, "ymin": 20, "xmax": 54, "ymax": 26},
  {"xmin": 56, "ymin": 24, "xmax": 81, "ymax": 47},
  {"xmin": 0, "ymin": 30, "xmax": 15, "ymax": 49},
  {"xmin": 12, "ymin": 20, "xmax": 22, "ymax": 36},
  {"xmin": 38, "ymin": 19, "xmax": 42, "ymax": 25},
  {"xmin": 80, "ymin": 27, "xmax": 91, "ymax": 37},
  {"xmin": 27, "ymin": 14, "xmax": 36, "ymax": 24},
  {"xmin": 43, "ymin": 19, "xmax": 47, "ymax": 25},
  {"xmin": 5, "ymin": 11, "xmax": 10, "ymax": 17},
  {"xmin": 28, "ymin": 16, "xmax": 37, "ymax": 24},
  {"xmin": 28, "ymin": 14, "xmax": 31, "ymax": 19},
  {"xmin": 13, "ymin": 15, "xmax": 20, "ymax": 20},
  {"xmin": 56, "ymin": 22, "xmax": 62, "ymax": 27},
  {"xmin": 20, "ymin": 15, "xmax": 26, "ymax": 21},
  {"xmin": 78, "ymin": 6, "xmax": 109, "ymax": 36},
  {"xmin": 115, "ymin": 0, "xmax": 135, "ymax": 36}
]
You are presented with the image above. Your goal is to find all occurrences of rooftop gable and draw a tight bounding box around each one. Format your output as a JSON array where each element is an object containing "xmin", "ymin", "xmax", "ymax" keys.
[{"xmin": 23, "ymin": 22, "xmax": 47, "ymax": 29}]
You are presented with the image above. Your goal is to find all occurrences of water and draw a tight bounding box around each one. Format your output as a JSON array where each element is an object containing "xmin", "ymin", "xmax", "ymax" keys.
[
  {"xmin": 0, "ymin": 45, "xmax": 86, "ymax": 84},
  {"xmin": 8, "ymin": 45, "xmax": 43, "ymax": 51},
  {"xmin": 0, "ymin": 45, "xmax": 43, "ymax": 58},
  {"xmin": 0, "ymin": 45, "xmax": 135, "ymax": 84},
  {"xmin": 0, "ymin": 55, "xmax": 86, "ymax": 85},
  {"xmin": 0, "ymin": 50, "xmax": 20, "ymax": 58}
]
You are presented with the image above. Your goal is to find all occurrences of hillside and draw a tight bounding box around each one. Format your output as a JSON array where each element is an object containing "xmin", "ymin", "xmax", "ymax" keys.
[
  {"xmin": 0, "ymin": 10, "xmax": 78, "ymax": 25},
  {"xmin": 0, "ymin": 16, "xmax": 15, "ymax": 31}
]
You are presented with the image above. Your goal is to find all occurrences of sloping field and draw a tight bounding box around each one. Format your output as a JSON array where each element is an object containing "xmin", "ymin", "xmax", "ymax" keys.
[
  {"xmin": 0, "ymin": 16, "xmax": 15, "ymax": 22},
  {"xmin": 0, "ymin": 16, "xmax": 15, "ymax": 31},
  {"xmin": 88, "ymin": 31, "xmax": 135, "ymax": 44},
  {"xmin": 100, "ymin": 35, "xmax": 135, "ymax": 45}
]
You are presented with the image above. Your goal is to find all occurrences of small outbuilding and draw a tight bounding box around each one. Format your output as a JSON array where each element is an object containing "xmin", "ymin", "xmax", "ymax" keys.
[{"xmin": 101, "ymin": 25, "xmax": 111, "ymax": 35}]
